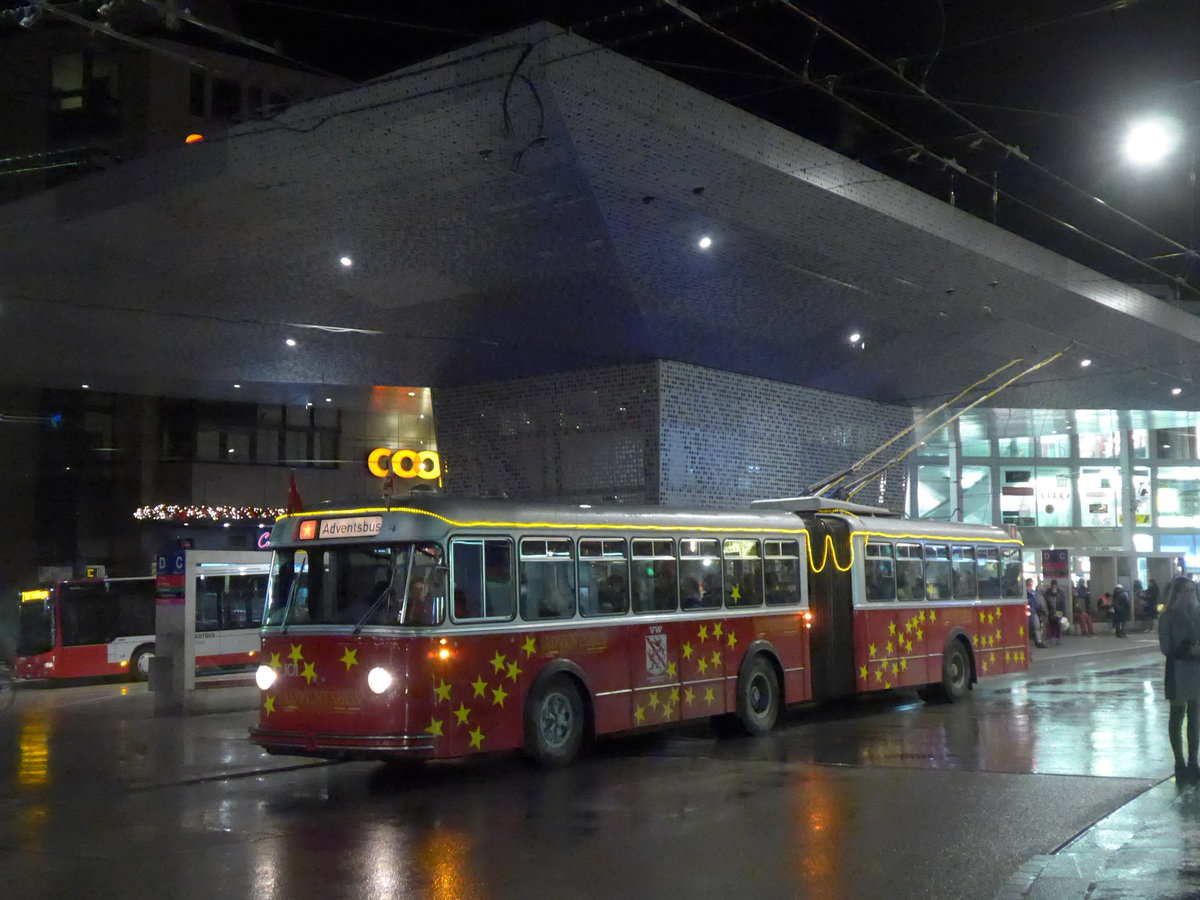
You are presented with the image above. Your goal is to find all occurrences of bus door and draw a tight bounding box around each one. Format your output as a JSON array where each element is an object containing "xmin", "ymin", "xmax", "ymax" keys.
[{"xmin": 803, "ymin": 515, "xmax": 855, "ymax": 702}]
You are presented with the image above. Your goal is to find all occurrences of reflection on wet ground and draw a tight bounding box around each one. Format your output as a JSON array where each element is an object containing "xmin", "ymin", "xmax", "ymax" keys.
[{"xmin": 0, "ymin": 643, "xmax": 1183, "ymax": 899}]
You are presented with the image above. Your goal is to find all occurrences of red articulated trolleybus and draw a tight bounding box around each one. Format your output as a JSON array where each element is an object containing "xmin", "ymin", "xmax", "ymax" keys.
[{"xmin": 250, "ymin": 496, "xmax": 1027, "ymax": 765}]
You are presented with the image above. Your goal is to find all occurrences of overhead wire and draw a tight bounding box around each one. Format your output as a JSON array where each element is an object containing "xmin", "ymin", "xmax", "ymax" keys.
[{"xmin": 654, "ymin": 0, "xmax": 1200, "ymax": 299}]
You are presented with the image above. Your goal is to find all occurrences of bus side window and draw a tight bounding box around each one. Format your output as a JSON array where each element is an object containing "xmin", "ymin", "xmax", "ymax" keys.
[
  {"xmin": 577, "ymin": 539, "xmax": 628, "ymax": 617},
  {"xmin": 631, "ymin": 539, "xmax": 676, "ymax": 613},
  {"xmin": 679, "ymin": 539, "xmax": 721, "ymax": 610},
  {"xmin": 764, "ymin": 540, "xmax": 801, "ymax": 606},
  {"xmin": 976, "ymin": 547, "xmax": 1002, "ymax": 599},
  {"xmin": 863, "ymin": 542, "xmax": 895, "ymax": 602},
  {"xmin": 895, "ymin": 543, "xmax": 923, "ymax": 600},
  {"xmin": 451, "ymin": 538, "xmax": 515, "ymax": 621},
  {"xmin": 924, "ymin": 544, "xmax": 951, "ymax": 600},
  {"xmin": 520, "ymin": 538, "xmax": 576, "ymax": 621},
  {"xmin": 952, "ymin": 546, "xmax": 977, "ymax": 599},
  {"xmin": 1000, "ymin": 549, "xmax": 1023, "ymax": 598},
  {"xmin": 723, "ymin": 539, "xmax": 763, "ymax": 608}
]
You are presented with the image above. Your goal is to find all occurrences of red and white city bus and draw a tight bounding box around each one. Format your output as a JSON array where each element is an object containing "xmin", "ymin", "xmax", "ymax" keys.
[
  {"xmin": 250, "ymin": 497, "xmax": 1027, "ymax": 765},
  {"xmin": 15, "ymin": 561, "xmax": 271, "ymax": 681}
]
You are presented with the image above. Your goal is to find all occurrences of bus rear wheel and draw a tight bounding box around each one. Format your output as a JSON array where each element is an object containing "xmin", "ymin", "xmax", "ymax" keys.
[
  {"xmin": 920, "ymin": 641, "xmax": 971, "ymax": 703},
  {"xmin": 524, "ymin": 675, "xmax": 585, "ymax": 767},
  {"xmin": 130, "ymin": 645, "xmax": 155, "ymax": 682},
  {"xmin": 735, "ymin": 655, "xmax": 780, "ymax": 735}
]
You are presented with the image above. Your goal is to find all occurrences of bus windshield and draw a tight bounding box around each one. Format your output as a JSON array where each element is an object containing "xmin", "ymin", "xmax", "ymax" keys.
[
  {"xmin": 265, "ymin": 542, "xmax": 445, "ymax": 628},
  {"xmin": 17, "ymin": 597, "xmax": 53, "ymax": 656}
]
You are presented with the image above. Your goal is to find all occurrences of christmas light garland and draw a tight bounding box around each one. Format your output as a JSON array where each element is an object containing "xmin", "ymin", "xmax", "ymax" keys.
[{"xmin": 133, "ymin": 504, "xmax": 285, "ymax": 522}]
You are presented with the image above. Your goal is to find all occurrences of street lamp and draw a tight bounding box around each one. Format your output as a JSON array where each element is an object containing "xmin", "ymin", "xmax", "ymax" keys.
[{"xmin": 1123, "ymin": 117, "xmax": 1181, "ymax": 166}]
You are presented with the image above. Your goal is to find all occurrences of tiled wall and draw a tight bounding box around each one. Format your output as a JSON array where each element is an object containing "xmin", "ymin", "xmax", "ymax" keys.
[
  {"xmin": 434, "ymin": 361, "xmax": 911, "ymax": 510},
  {"xmin": 658, "ymin": 361, "xmax": 910, "ymax": 510},
  {"xmin": 433, "ymin": 365, "xmax": 661, "ymax": 504}
]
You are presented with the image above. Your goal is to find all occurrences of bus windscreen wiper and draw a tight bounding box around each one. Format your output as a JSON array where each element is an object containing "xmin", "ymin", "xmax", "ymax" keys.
[{"xmin": 353, "ymin": 581, "xmax": 394, "ymax": 634}]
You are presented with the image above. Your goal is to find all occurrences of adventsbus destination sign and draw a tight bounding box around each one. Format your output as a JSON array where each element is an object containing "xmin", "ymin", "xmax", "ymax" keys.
[
  {"xmin": 366, "ymin": 447, "xmax": 441, "ymax": 480},
  {"xmin": 298, "ymin": 516, "xmax": 384, "ymax": 540}
]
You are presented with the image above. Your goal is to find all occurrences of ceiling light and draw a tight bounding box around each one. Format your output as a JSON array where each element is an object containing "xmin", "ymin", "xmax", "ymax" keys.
[
  {"xmin": 233, "ymin": 383, "xmax": 241, "ymax": 388},
  {"xmin": 1124, "ymin": 118, "xmax": 1179, "ymax": 166},
  {"xmin": 848, "ymin": 332, "xmax": 862, "ymax": 344},
  {"xmin": 1172, "ymin": 387, "xmax": 1183, "ymax": 395},
  {"xmin": 339, "ymin": 256, "xmax": 353, "ymax": 267},
  {"xmin": 407, "ymin": 391, "xmax": 416, "ymax": 397},
  {"xmin": 325, "ymin": 397, "xmax": 332, "ymax": 403},
  {"xmin": 1080, "ymin": 359, "xmax": 1091, "ymax": 368},
  {"xmin": 285, "ymin": 338, "xmax": 297, "ymax": 347},
  {"xmin": 227, "ymin": 448, "xmax": 234, "ymax": 454},
  {"xmin": 81, "ymin": 384, "xmax": 89, "ymax": 389},
  {"xmin": 697, "ymin": 236, "xmax": 713, "ymax": 250}
]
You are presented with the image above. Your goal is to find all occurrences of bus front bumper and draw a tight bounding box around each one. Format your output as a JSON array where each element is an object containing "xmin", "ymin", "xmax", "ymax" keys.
[{"xmin": 249, "ymin": 726, "xmax": 437, "ymax": 759}]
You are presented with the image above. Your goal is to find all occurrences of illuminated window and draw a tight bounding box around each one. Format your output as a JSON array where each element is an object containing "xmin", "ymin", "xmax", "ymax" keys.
[{"xmin": 864, "ymin": 542, "xmax": 895, "ymax": 602}]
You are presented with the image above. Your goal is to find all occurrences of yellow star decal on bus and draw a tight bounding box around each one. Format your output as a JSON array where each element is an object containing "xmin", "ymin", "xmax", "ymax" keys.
[
  {"xmin": 301, "ymin": 661, "xmax": 317, "ymax": 684},
  {"xmin": 704, "ymin": 687, "xmax": 716, "ymax": 705},
  {"xmin": 522, "ymin": 636, "xmax": 537, "ymax": 657},
  {"xmin": 471, "ymin": 675, "xmax": 488, "ymax": 698},
  {"xmin": 425, "ymin": 718, "xmax": 444, "ymax": 737},
  {"xmin": 506, "ymin": 661, "xmax": 522, "ymax": 682},
  {"xmin": 434, "ymin": 679, "xmax": 452, "ymax": 702},
  {"xmin": 888, "ymin": 621, "xmax": 897, "ymax": 635},
  {"xmin": 859, "ymin": 665, "xmax": 868, "ymax": 681},
  {"xmin": 682, "ymin": 641, "xmax": 694, "ymax": 659},
  {"xmin": 684, "ymin": 687, "xmax": 696, "ymax": 705},
  {"xmin": 899, "ymin": 658, "xmax": 908, "ymax": 671},
  {"xmin": 711, "ymin": 650, "xmax": 722, "ymax": 667},
  {"xmin": 905, "ymin": 620, "xmax": 914, "ymax": 633},
  {"xmin": 453, "ymin": 703, "xmax": 471, "ymax": 725},
  {"xmin": 868, "ymin": 643, "xmax": 877, "ymax": 657},
  {"xmin": 920, "ymin": 610, "xmax": 928, "ymax": 622},
  {"xmin": 263, "ymin": 696, "xmax": 276, "ymax": 714},
  {"xmin": 648, "ymin": 692, "xmax": 660, "ymax": 709},
  {"xmin": 886, "ymin": 641, "xmax": 894, "ymax": 655},
  {"xmin": 875, "ymin": 667, "xmax": 884, "ymax": 682},
  {"xmin": 697, "ymin": 657, "xmax": 709, "ymax": 674},
  {"xmin": 982, "ymin": 660, "xmax": 990, "ymax": 673},
  {"xmin": 995, "ymin": 628, "xmax": 1002, "ymax": 642},
  {"xmin": 727, "ymin": 632, "xmax": 738, "ymax": 650},
  {"xmin": 667, "ymin": 661, "xmax": 677, "ymax": 677},
  {"xmin": 995, "ymin": 606, "xmax": 1002, "ymax": 617},
  {"xmin": 713, "ymin": 621, "xmax": 724, "ymax": 638},
  {"xmin": 978, "ymin": 611, "xmax": 986, "ymax": 623},
  {"xmin": 468, "ymin": 727, "xmax": 485, "ymax": 750},
  {"xmin": 490, "ymin": 651, "xmax": 506, "ymax": 673},
  {"xmin": 661, "ymin": 703, "xmax": 674, "ymax": 719},
  {"xmin": 1018, "ymin": 625, "xmax": 1025, "ymax": 637},
  {"xmin": 1005, "ymin": 650, "xmax": 1012, "ymax": 662},
  {"xmin": 340, "ymin": 648, "xmax": 358, "ymax": 671},
  {"xmin": 670, "ymin": 686, "xmax": 680, "ymax": 702},
  {"xmin": 269, "ymin": 652, "xmax": 282, "ymax": 668},
  {"xmin": 916, "ymin": 628, "xmax": 924, "ymax": 641},
  {"xmin": 884, "ymin": 680, "xmax": 892, "ymax": 689},
  {"xmin": 730, "ymin": 586, "xmax": 741, "ymax": 602},
  {"xmin": 491, "ymin": 685, "xmax": 508, "ymax": 707},
  {"xmin": 634, "ymin": 705, "xmax": 646, "ymax": 723},
  {"xmin": 905, "ymin": 640, "xmax": 913, "ymax": 653},
  {"xmin": 890, "ymin": 663, "xmax": 898, "ymax": 675},
  {"xmin": 698, "ymin": 624, "xmax": 709, "ymax": 641},
  {"xmin": 288, "ymin": 643, "xmax": 304, "ymax": 664}
]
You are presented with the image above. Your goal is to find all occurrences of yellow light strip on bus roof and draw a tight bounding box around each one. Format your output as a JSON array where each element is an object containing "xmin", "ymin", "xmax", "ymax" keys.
[{"xmin": 275, "ymin": 507, "xmax": 1020, "ymax": 575}]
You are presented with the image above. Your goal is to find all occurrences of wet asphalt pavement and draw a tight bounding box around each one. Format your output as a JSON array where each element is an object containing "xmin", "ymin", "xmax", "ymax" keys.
[{"xmin": 0, "ymin": 632, "xmax": 1187, "ymax": 899}]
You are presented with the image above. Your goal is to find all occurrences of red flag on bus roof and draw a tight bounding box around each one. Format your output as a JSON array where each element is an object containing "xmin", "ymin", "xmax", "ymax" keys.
[{"xmin": 286, "ymin": 471, "xmax": 304, "ymax": 514}]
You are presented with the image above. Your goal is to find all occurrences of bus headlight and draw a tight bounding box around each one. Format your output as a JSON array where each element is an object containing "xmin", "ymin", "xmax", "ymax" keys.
[
  {"xmin": 255, "ymin": 665, "xmax": 277, "ymax": 691},
  {"xmin": 367, "ymin": 667, "xmax": 394, "ymax": 694}
]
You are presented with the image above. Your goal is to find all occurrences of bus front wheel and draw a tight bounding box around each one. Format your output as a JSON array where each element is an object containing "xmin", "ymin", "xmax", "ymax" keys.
[
  {"xmin": 735, "ymin": 655, "xmax": 780, "ymax": 735},
  {"xmin": 524, "ymin": 675, "xmax": 585, "ymax": 767},
  {"xmin": 129, "ymin": 645, "xmax": 155, "ymax": 682}
]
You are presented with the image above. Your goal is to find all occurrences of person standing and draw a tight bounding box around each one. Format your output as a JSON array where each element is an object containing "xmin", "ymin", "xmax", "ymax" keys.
[
  {"xmin": 1158, "ymin": 576, "xmax": 1200, "ymax": 784},
  {"xmin": 1143, "ymin": 579, "xmax": 1161, "ymax": 632},
  {"xmin": 1044, "ymin": 579, "xmax": 1064, "ymax": 645},
  {"xmin": 1112, "ymin": 583, "xmax": 1132, "ymax": 638},
  {"xmin": 1026, "ymin": 578, "xmax": 1047, "ymax": 648}
]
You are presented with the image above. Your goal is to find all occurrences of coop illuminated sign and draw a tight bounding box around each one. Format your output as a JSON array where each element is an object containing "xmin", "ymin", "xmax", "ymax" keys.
[{"xmin": 366, "ymin": 448, "xmax": 441, "ymax": 480}]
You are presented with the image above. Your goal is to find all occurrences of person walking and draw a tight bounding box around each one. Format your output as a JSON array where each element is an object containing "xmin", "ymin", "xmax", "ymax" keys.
[
  {"xmin": 1044, "ymin": 579, "xmax": 1064, "ymax": 645},
  {"xmin": 1112, "ymin": 583, "xmax": 1132, "ymax": 638},
  {"xmin": 1143, "ymin": 579, "xmax": 1161, "ymax": 632},
  {"xmin": 1026, "ymin": 578, "xmax": 1047, "ymax": 648},
  {"xmin": 1158, "ymin": 576, "xmax": 1200, "ymax": 784}
]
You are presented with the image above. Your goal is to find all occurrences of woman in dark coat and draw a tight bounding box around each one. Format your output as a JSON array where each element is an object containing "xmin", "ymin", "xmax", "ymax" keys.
[{"xmin": 1158, "ymin": 576, "xmax": 1200, "ymax": 784}]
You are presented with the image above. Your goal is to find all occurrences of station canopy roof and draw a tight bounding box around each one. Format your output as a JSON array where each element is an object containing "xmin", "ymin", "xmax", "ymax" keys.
[{"xmin": 2, "ymin": 24, "xmax": 1200, "ymax": 414}]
